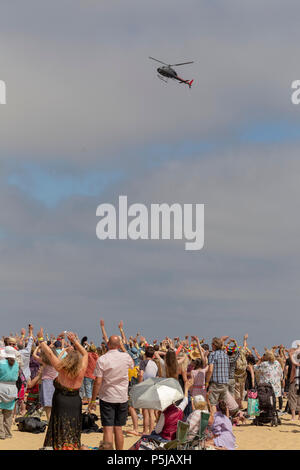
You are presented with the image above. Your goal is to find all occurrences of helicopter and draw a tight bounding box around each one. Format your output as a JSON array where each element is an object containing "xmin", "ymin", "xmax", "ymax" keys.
[{"xmin": 149, "ymin": 56, "xmax": 194, "ymax": 88}]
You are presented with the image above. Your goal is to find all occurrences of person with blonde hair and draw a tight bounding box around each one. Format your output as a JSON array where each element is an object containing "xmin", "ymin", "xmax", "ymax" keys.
[
  {"xmin": 186, "ymin": 394, "xmax": 209, "ymax": 439},
  {"xmin": 254, "ymin": 348, "xmax": 283, "ymax": 407},
  {"xmin": 38, "ymin": 329, "xmax": 88, "ymax": 450},
  {"xmin": 190, "ymin": 338, "xmax": 208, "ymax": 399}
]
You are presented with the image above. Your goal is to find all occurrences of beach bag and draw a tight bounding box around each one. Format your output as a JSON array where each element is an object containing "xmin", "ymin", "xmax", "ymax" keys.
[
  {"xmin": 247, "ymin": 398, "xmax": 259, "ymax": 416},
  {"xmin": 16, "ymin": 416, "xmax": 47, "ymax": 434},
  {"xmin": 248, "ymin": 389, "xmax": 258, "ymax": 399}
]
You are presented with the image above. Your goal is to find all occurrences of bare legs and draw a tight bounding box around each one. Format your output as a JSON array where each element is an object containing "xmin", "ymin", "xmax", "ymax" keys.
[
  {"xmin": 142, "ymin": 409, "xmax": 155, "ymax": 435},
  {"xmin": 44, "ymin": 406, "xmax": 52, "ymax": 421},
  {"xmin": 127, "ymin": 406, "xmax": 140, "ymax": 435},
  {"xmin": 102, "ymin": 425, "xmax": 124, "ymax": 450}
]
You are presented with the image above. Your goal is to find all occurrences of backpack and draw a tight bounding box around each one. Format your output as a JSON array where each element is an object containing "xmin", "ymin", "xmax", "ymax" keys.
[
  {"xmin": 81, "ymin": 412, "xmax": 99, "ymax": 433},
  {"xmin": 16, "ymin": 416, "xmax": 47, "ymax": 434},
  {"xmin": 257, "ymin": 383, "xmax": 275, "ymax": 410},
  {"xmin": 234, "ymin": 350, "xmax": 247, "ymax": 378}
]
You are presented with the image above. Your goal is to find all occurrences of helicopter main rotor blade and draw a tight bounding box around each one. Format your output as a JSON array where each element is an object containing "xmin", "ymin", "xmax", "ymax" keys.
[
  {"xmin": 170, "ymin": 61, "xmax": 194, "ymax": 66},
  {"xmin": 149, "ymin": 56, "xmax": 169, "ymax": 66}
]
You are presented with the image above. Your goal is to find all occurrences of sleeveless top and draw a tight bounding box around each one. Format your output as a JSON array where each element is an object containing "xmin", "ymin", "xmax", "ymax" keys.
[{"xmin": 160, "ymin": 404, "xmax": 183, "ymax": 440}]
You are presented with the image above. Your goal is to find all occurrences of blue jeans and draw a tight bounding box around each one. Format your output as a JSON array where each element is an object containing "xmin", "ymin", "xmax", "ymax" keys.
[{"xmin": 79, "ymin": 377, "xmax": 94, "ymax": 399}]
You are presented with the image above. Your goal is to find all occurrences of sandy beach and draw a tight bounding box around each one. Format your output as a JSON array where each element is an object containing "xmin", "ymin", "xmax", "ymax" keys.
[{"xmin": 0, "ymin": 401, "xmax": 299, "ymax": 451}]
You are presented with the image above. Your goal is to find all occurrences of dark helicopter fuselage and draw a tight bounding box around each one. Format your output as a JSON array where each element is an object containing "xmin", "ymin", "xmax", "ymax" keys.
[{"xmin": 157, "ymin": 66, "xmax": 178, "ymax": 79}]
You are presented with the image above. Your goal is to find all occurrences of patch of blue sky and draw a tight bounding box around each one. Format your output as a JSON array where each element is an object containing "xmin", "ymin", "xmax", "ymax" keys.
[
  {"xmin": 239, "ymin": 120, "xmax": 300, "ymax": 144},
  {"xmin": 137, "ymin": 119, "xmax": 300, "ymax": 169},
  {"xmin": 141, "ymin": 140, "xmax": 217, "ymax": 169},
  {"xmin": 7, "ymin": 164, "xmax": 123, "ymax": 208},
  {"xmin": 5, "ymin": 119, "xmax": 299, "ymax": 207}
]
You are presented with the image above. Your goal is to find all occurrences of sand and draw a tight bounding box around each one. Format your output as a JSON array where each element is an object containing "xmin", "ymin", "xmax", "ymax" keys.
[{"xmin": 1, "ymin": 402, "xmax": 300, "ymax": 451}]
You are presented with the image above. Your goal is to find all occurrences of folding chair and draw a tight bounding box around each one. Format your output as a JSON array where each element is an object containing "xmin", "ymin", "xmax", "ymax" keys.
[
  {"xmin": 186, "ymin": 411, "xmax": 211, "ymax": 450},
  {"xmin": 163, "ymin": 420, "xmax": 190, "ymax": 450}
]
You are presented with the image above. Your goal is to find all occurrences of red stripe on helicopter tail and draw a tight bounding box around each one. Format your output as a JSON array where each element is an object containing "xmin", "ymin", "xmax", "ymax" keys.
[{"xmin": 178, "ymin": 77, "xmax": 194, "ymax": 87}]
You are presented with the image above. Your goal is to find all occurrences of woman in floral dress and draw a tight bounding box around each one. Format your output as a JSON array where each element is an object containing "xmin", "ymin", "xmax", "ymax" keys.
[{"xmin": 254, "ymin": 350, "xmax": 283, "ymax": 401}]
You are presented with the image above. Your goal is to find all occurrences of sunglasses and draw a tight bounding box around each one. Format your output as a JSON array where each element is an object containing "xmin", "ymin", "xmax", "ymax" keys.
[{"xmin": 8, "ymin": 343, "xmax": 16, "ymax": 346}]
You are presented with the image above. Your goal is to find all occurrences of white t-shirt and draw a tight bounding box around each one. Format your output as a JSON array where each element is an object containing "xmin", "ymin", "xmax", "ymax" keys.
[{"xmin": 140, "ymin": 359, "xmax": 158, "ymax": 381}]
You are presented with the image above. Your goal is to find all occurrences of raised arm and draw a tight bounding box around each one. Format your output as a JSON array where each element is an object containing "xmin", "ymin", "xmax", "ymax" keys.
[
  {"xmin": 67, "ymin": 332, "xmax": 88, "ymax": 366},
  {"xmin": 118, "ymin": 336, "xmax": 127, "ymax": 353},
  {"xmin": 26, "ymin": 366, "xmax": 43, "ymax": 389},
  {"xmin": 100, "ymin": 319, "xmax": 109, "ymax": 344},
  {"xmin": 194, "ymin": 336, "xmax": 208, "ymax": 367},
  {"xmin": 22, "ymin": 324, "xmax": 34, "ymax": 353},
  {"xmin": 252, "ymin": 346, "xmax": 261, "ymax": 361},
  {"xmin": 32, "ymin": 345, "xmax": 43, "ymax": 364},
  {"xmin": 220, "ymin": 336, "xmax": 229, "ymax": 348},
  {"xmin": 243, "ymin": 333, "xmax": 249, "ymax": 350},
  {"xmin": 118, "ymin": 321, "xmax": 128, "ymax": 345},
  {"xmin": 39, "ymin": 342, "xmax": 62, "ymax": 370}
]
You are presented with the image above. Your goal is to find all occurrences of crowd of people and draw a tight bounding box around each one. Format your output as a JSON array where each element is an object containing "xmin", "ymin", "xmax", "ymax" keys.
[{"xmin": 0, "ymin": 320, "xmax": 300, "ymax": 450}]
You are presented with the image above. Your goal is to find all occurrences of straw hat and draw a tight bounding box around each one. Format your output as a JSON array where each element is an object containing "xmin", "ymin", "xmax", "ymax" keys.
[
  {"xmin": 193, "ymin": 394, "xmax": 207, "ymax": 410},
  {"xmin": 189, "ymin": 349, "xmax": 201, "ymax": 360}
]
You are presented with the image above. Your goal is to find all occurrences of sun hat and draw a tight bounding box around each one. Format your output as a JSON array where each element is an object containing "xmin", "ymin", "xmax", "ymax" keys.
[
  {"xmin": 193, "ymin": 395, "xmax": 208, "ymax": 410},
  {"xmin": 2, "ymin": 346, "xmax": 17, "ymax": 359},
  {"xmin": 189, "ymin": 349, "xmax": 201, "ymax": 360},
  {"xmin": 193, "ymin": 394, "xmax": 206, "ymax": 405}
]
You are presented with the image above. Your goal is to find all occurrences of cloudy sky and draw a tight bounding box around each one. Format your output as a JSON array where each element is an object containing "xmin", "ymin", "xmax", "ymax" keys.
[{"xmin": 1, "ymin": 0, "xmax": 300, "ymax": 350}]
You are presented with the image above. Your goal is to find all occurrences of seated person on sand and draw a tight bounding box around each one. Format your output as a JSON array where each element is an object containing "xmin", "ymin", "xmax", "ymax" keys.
[
  {"xmin": 185, "ymin": 394, "xmax": 209, "ymax": 439},
  {"xmin": 206, "ymin": 400, "xmax": 236, "ymax": 450},
  {"xmin": 224, "ymin": 390, "xmax": 246, "ymax": 426}
]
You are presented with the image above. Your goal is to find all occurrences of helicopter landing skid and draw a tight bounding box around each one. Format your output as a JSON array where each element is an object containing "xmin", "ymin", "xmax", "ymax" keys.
[{"xmin": 157, "ymin": 75, "xmax": 168, "ymax": 84}]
